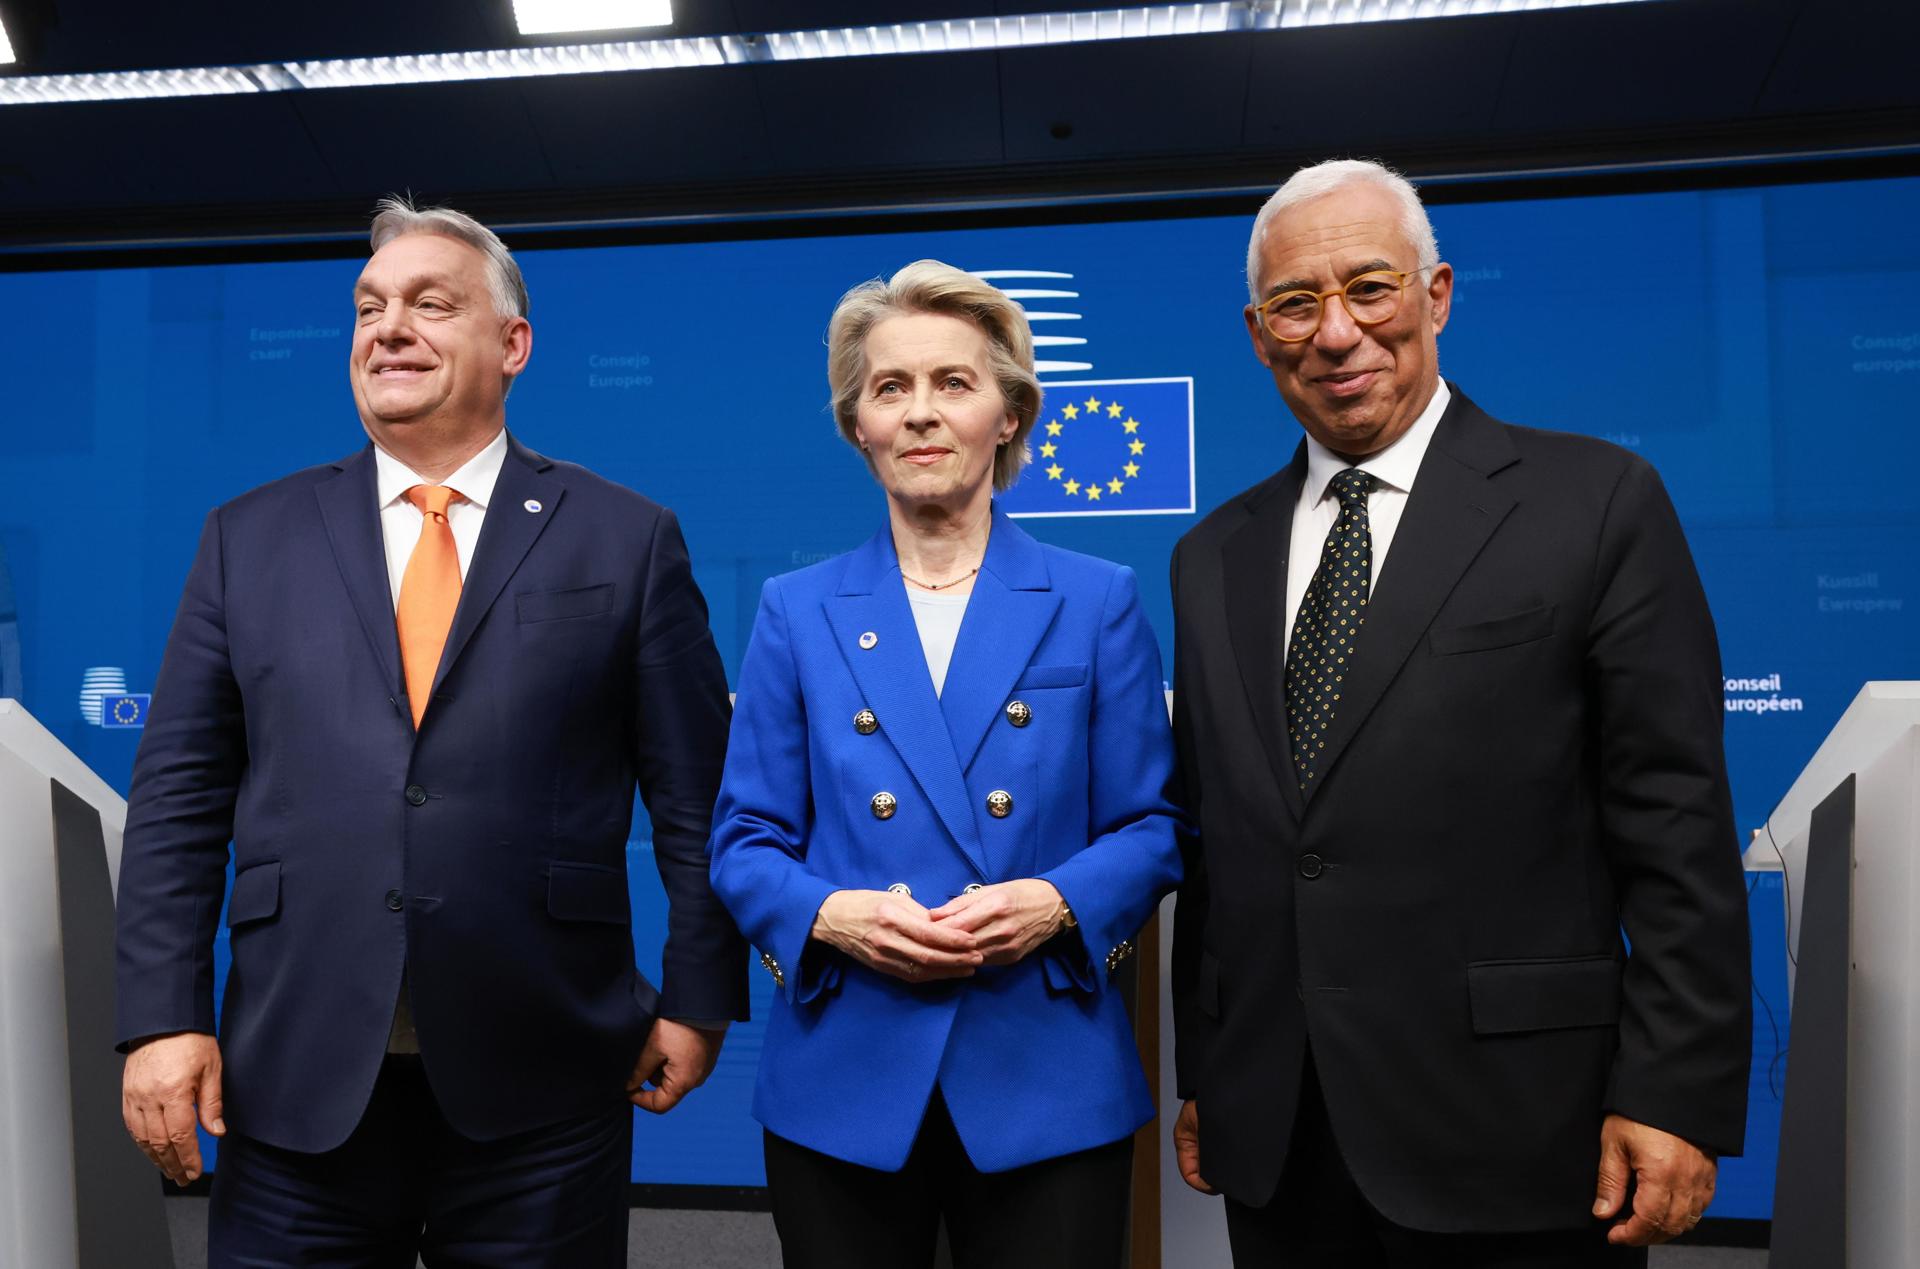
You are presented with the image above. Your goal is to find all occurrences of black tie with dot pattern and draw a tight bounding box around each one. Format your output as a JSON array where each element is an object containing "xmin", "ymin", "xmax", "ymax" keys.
[{"xmin": 1285, "ymin": 467, "xmax": 1376, "ymax": 791}]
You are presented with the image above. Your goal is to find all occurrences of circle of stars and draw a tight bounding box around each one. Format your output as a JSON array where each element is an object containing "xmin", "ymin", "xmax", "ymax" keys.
[{"xmin": 1038, "ymin": 394, "xmax": 1146, "ymax": 503}]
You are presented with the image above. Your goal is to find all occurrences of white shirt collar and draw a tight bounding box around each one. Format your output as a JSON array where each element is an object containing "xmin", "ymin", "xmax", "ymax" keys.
[
  {"xmin": 1302, "ymin": 378, "xmax": 1452, "ymax": 505},
  {"xmin": 372, "ymin": 428, "xmax": 509, "ymax": 511}
]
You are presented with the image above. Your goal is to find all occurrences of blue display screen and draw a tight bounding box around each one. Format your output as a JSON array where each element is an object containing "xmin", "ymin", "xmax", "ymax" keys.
[{"xmin": 5, "ymin": 174, "xmax": 1915, "ymax": 1214}]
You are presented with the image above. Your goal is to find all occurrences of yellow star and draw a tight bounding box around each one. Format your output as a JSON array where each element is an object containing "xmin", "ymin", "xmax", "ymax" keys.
[
  {"xmin": 1083, "ymin": 396, "xmax": 1102, "ymax": 413},
  {"xmin": 1128, "ymin": 438, "xmax": 1146, "ymax": 455},
  {"xmin": 1122, "ymin": 418, "xmax": 1139, "ymax": 434},
  {"xmin": 1062, "ymin": 403, "xmax": 1079, "ymax": 420},
  {"xmin": 1086, "ymin": 486, "xmax": 1102, "ymax": 501},
  {"xmin": 1046, "ymin": 463, "xmax": 1063, "ymax": 480},
  {"xmin": 1063, "ymin": 478, "xmax": 1080, "ymax": 496},
  {"xmin": 1046, "ymin": 420, "xmax": 1063, "ymax": 437},
  {"xmin": 1108, "ymin": 478, "xmax": 1124, "ymax": 494},
  {"xmin": 1107, "ymin": 402, "xmax": 1123, "ymax": 418},
  {"xmin": 1039, "ymin": 441, "xmax": 1057, "ymax": 458},
  {"xmin": 1123, "ymin": 461, "xmax": 1140, "ymax": 478}
]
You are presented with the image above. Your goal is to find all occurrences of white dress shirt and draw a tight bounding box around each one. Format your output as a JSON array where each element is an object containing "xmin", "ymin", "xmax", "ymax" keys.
[
  {"xmin": 372, "ymin": 428, "xmax": 508, "ymax": 601},
  {"xmin": 1283, "ymin": 379, "xmax": 1452, "ymax": 654},
  {"xmin": 906, "ymin": 587, "xmax": 971, "ymax": 697}
]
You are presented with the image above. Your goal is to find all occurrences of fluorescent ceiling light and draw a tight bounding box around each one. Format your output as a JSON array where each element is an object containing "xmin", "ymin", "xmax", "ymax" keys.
[
  {"xmin": 513, "ymin": 1, "xmax": 674, "ymax": 37},
  {"xmin": 0, "ymin": 0, "xmax": 1671, "ymax": 106},
  {"xmin": 0, "ymin": 13, "xmax": 14, "ymax": 66}
]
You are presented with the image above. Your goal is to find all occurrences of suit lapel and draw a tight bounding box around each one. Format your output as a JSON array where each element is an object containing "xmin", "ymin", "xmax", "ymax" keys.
[
  {"xmin": 1222, "ymin": 452, "xmax": 1307, "ymax": 822},
  {"xmin": 942, "ymin": 508, "xmax": 1061, "ymax": 777},
  {"xmin": 314, "ymin": 445, "xmax": 405, "ymax": 704},
  {"xmin": 1306, "ymin": 392, "xmax": 1519, "ymax": 802},
  {"xmin": 824, "ymin": 526, "xmax": 987, "ymax": 878},
  {"xmin": 432, "ymin": 434, "xmax": 565, "ymax": 698}
]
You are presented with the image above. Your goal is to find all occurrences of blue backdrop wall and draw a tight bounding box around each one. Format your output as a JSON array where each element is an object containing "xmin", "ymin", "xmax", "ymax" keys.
[{"xmin": 3, "ymin": 172, "xmax": 1916, "ymax": 1216}]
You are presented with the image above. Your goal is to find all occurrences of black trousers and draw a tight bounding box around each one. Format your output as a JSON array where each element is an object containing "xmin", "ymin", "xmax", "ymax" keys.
[
  {"xmin": 208, "ymin": 1055, "xmax": 631, "ymax": 1269},
  {"xmin": 764, "ymin": 1088, "xmax": 1134, "ymax": 1269},
  {"xmin": 1224, "ymin": 1057, "xmax": 1647, "ymax": 1269}
]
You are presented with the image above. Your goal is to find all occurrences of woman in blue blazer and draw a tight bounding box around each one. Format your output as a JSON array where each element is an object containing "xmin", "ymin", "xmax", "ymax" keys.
[{"xmin": 709, "ymin": 260, "xmax": 1183, "ymax": 1268}]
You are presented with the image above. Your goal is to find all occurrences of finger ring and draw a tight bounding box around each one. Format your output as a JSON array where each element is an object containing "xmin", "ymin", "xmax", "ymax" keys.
[{"xmin": 907, "ymin": 963, "xmax": 921, "ymax": 978}]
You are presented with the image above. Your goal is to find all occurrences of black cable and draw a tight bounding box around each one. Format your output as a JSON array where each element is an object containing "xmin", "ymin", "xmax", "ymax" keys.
[
  {"xmin": 1765, "ymin": 818, "xmax": 1797, "ymax": 970},
  {"xmin": 1747, "ymin": 873, "xmax": 1786, "ymax": 1101}
]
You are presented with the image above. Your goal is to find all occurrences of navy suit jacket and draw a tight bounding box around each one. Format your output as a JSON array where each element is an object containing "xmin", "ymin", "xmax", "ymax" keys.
[
  {"xmin": 709, "ymin": 506, "xmax": 1183, "ymax": 1173},
  {"xmin": 115, "ymin": 433, "xmax": 748, "ymax": 1152}
]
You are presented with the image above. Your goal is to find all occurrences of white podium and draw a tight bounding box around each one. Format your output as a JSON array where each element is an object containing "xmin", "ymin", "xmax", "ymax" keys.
[
  {"xmin": 0, "ymin": 700, "xmax": 172, "ymax": 1269},
  {"xmin": 1749, "ymin": 682, "xmax": 1920, "ymax": 1269}
]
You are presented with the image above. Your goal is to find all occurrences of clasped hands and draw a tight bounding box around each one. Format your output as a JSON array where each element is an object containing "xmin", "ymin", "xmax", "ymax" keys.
[{"xmin": 810, "ymin": 879, "xmax": 1068, "ymax": 983}]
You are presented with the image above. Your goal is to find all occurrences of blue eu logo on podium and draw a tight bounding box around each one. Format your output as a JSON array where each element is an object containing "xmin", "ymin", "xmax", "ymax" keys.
[
  {"xmin": 1000, "ymin": 377, "xmax": 1195, "ymax": 518},
  {"xmin": 100, "ymin": 694, "xmax": 151, "ymax": 729}
]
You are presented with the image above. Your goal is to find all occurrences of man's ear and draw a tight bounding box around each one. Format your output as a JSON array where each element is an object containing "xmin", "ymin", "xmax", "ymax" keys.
[
  {"xmin": 1425, "ymin": 264, "xmax": 1454, "ymax": 338},
  {"xmin": 502, "ymin": 316, "xmax": 533, "ymax": 378},
  {"xmin": 1244, "ymin": 305, "xmax": 1277, "ymax": 369}
]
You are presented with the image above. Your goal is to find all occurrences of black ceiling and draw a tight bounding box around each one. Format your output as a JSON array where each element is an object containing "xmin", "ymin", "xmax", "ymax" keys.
[{"xmin": 1, "ymin": 0, "xmax": 1917, "ymax": 253}]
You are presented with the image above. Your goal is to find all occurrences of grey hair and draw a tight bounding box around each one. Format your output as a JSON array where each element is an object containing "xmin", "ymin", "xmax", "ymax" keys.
[
  {"xmin": 1245, "ymin": 159, "xmax": 1440, "ymax": 303},
  {"xmin": 368, "ymin": 195, "xmax": 529, "ymax": 320},
  {"xmin": 826, "ymin": 259, "xmax": 1042, "ymax": 493}
]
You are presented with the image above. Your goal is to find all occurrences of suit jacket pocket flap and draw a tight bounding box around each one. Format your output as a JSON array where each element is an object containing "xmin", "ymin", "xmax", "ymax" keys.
[
  {"xmin": 227, "ymin": 860, "xmax": 281, "ymax": 926},
  {"xmin": 518, "ymin": 583, "xmax": 614, "ymax": 624},
  {"xmin": 1467, "ymin": 954, "xmax": 1621, "ymax": 1035},
  {"xmin": 1430, "ymin": 604, "xmax": 1555, "ymax": 656},
  {"xmin": 547, "ymin": 861, "xmax": 630, "ymax": 924},
  {"xmin": 1014, "ymin": 663, "xmax": 1089, "ymax": 690}
]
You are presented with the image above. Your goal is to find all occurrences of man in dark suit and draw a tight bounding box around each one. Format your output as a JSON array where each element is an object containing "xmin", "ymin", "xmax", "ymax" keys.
[
  {"xmin": 115, "ymin": 198, "xmax": 747, "ymax": 1266},
  {"xmin": 1168, "ymin": 160, "xmax": 1751, "ymax": 1266}
]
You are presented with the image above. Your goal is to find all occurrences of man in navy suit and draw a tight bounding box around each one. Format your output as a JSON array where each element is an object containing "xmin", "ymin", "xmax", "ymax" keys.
[{"xmin": 115, "ymin": 198, "xmax": 746, "ymax": 1266}]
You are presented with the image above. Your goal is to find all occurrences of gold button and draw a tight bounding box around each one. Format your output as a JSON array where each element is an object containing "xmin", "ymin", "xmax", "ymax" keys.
[
  {"xmin": 1005, "ymin": 700, "xmax": 1032, "ymax": 728},
  {"xmin": 888, "ymin": 882, "xmax": 912, "ymax": 897},
  {"xmin": 853, "ymin": 709, "xmax": 878, "ymax": 735},
  {"xmin": 871, "ymin": 791, "xmax": 897, "ymax": 820},
  {"xmin": 986, "ymin": 790, "xmax": 1013, "ymax": 819}
]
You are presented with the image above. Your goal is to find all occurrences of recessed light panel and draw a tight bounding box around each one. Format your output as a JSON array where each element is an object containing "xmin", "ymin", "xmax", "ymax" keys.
[
  {"xmin": 512, "ymin": 0, "xmax": 674, "ymax": 37},
  {"xmin": 0, "ymin": 1, "xmax": 1671, "ymax": 105}
]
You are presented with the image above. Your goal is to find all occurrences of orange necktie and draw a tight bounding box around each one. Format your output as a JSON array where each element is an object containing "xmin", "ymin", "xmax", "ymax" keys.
[{"xmin": 396, "ymin": 484, "xmax": 463, "ymax": 728}]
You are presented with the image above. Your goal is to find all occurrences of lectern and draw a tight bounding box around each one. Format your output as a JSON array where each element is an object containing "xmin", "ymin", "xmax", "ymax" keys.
[
  {"xmin": 1751, "ymin": 682, "xmax": 1920, "ymax": 1269},
  {"xmin": 0, "ymin": 700, "xmax": 172, "ymax": 1268}
]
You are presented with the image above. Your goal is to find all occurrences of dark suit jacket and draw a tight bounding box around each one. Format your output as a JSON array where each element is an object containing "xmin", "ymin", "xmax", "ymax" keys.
[
  {"xmin": 115, "ymin": 433, "xmax": 748, "ymax": 1153},
  {"xmin": 1169, "ymin": 386, "xmax": 1750, "ymax": 1232}
]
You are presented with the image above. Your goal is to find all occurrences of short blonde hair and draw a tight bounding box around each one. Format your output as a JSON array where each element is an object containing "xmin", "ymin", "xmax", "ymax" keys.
[{"xmin": 826, "ymin": 260, "xmax": 1042, "ymax": 492}]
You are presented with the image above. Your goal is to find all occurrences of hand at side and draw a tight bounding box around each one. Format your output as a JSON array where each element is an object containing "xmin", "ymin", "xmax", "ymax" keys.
[
  {"xmin": 122, "ymin": 1031, "xmax": 225, "ymax": 1185},
  {"xmin": 1593, "ymin": 1113, "xmax": 1718, "ymax": 1245},
  {"xmin": 628, "ymin": 1018, "xmax": 727, "ymax": 1115}
]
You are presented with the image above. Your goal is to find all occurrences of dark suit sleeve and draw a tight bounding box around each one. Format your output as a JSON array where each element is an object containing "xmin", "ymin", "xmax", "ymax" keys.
[
  {"xmin": 1588, "ymin": 459, "xmax": 1751, "ymax": 1156},
  {"xmin": 1167, "ymin": 541, "xmax": 1211, "ymax": 1102},
  {"xmin": 633, "ymin": 508, "xmax": 749, "ymax": 1022},
  {"xmin": 115, "ymin": 509, "xmax": 246, "ymax": 1049}
]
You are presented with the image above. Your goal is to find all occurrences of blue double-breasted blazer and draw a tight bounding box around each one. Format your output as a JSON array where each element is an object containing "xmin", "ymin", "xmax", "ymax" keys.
[{"xmin": 709, "ymin": 504, "xmax": 1183, "ymax": 1172}]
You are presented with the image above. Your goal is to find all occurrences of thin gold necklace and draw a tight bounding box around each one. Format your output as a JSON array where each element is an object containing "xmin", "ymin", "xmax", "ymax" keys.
[{"xmin": 901, "ymin": 565, "xmax": 979, "ymax": 591}]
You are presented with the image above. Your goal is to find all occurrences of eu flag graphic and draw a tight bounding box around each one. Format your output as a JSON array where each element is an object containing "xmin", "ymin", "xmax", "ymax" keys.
[
  {"xmin": 1001, "ymin": 377, "xmax": 1194, "ymax": 518},
  {"xmin": 100, "ymin": 693, "xmax": 150, "ymax": 729}
]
